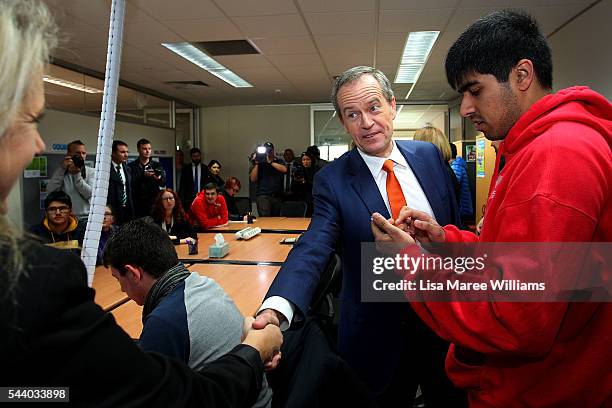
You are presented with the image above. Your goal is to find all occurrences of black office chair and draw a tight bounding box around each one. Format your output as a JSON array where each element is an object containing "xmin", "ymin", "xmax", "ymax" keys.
[
  {"xmin": 234, "ymin": 197, "xmax": 251, "ymax": 216},
  {"xmin": 309, "ymin": 253, "xmax": 342, "ymax": 345},
  {"xmin": 280, "ymin": 201, "xmax": 308, "ymax": 217}
]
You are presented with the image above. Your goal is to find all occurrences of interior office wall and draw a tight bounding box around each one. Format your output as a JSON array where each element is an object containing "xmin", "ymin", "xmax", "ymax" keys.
[
  {"xmin": 7, "ymin": 109, "xmax": 175, "ymax": 229},
  {"xmin": 38, "ymin": 109, "xmax": 176, "ymax": 157},
  {"xmin": 549, "ymin": 1, "xmax": 612, "ymax": 99},
  {"xmin": 199, "ymin": 105, "xmax": 310, "ymax": 196}
]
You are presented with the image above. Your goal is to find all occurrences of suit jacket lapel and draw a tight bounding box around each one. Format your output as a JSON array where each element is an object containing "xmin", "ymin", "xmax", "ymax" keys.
[
  {"xmin": 396, "ymin": 141, "xmax": 444, "ymax": 220},
  {"xmin": 347, "ymin": 149, "xmax": 390, "ymax": 219}
]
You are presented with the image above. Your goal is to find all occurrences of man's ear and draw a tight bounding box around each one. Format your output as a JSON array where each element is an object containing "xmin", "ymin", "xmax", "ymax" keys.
[
  {"xmin": 124, "ymin": 264, "xmax": 143, "ymax": 284},
  {"xmin": 390, "ymin": 97, "xmax": 397, "ymax": 120},
  {"xmin": 514, "ymin": 59, "xmax": 535, "ymax": 91}
]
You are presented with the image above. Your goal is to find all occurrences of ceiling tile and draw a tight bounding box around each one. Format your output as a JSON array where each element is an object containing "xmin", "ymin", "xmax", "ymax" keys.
[
  {"xmin": 381, "ymin": 0, "xmax": 460, "ymax": 9},
  {"xmin": 379, "ymin": 9, "xmax": 454, "ymax": 33},
  {"xmin": 251, "ymin": 36, "xmax": 318, "ymax": 55},
  {"xmin": 216, "ymin": 0, "xmax": 298, "ymax": 17},
  {"xmin": 232, "ymin": 15, "xmax": 308, "ymax": 37},
  {"xmin": 314, "ymin": 33, "xmax": 375, "ymax": 54},
  {"xmin": 128, "ymin": 0, "xmax": 225, "ymax": 20},
  {"xmin": 296, "ymin": 0, "xmax": 375, "ymax": 13},
  {"xmin": 266, "ymin": 54, "xmax": 322, "ymax": 68},
  {"xmin": 161, "ymin": 19, "xmax": 242, "ymax": 41},
  {"xmin": 304, "ymin": 11, "xmax": 376, "ymax": 35}
]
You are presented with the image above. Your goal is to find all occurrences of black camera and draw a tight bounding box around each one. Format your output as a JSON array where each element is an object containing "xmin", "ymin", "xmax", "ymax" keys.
[
  {"xmin": 71, "ymin": 154, "xmax": 84, "ymax": 169},
  {"xmin": 293, "ymin": 164, "xmax": 305, "ymax": 180},
  {"xmin": 254, "ymin": 146, "xmax": 268, "ymax": 164}
]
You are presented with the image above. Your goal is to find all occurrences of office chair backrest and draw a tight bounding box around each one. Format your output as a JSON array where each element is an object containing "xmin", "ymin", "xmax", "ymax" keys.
[
  {"xmin": 234, "ymin": 197, "xmax": 251, "ymax": 216},
  {"xmin": 280, "ymin": 201, "xmax": 308, "ymax": 217}
]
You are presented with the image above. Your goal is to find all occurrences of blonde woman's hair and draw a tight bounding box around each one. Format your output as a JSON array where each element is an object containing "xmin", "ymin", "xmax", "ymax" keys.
[
  {"xmin": 0, "ymin": 0, "xmax": 57, "ymax": 325},
  {"xmin": 0, "ymin": 0, "xmax": 57, "ymax": 135},
  {"xmin": 413, "ymin": 125, "xmax": 452, "ymax": 162}
]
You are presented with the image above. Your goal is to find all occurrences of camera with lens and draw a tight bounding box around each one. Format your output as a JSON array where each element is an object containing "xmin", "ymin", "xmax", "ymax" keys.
[
  {"xmin": 71, "ymin": 154, "xmax": 85, "ymax": 169},
  {"xmin": 144, "ymin": 163, "xmax": 162, "ymax": 177},
  {"xmin": 252, "ymin": 142, "xmax": 274, "ymax": 164},
  {"xmin": 293, "ymin": 164, "xmax": 305, "ymax": 181}
]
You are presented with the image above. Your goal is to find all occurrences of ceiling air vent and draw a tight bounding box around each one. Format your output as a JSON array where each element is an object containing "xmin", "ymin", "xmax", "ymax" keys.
[
  {"xmin": 193, "ymin": 40, "xmax": 260, "ymax": 56},
  {"xmin": 165, "ymin": 80, "xmax": 209, "ymax": 89}
]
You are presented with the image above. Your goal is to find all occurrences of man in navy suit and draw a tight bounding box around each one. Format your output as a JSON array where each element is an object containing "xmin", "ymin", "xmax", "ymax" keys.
[
  {"xmin": 255, "ymin": 66, "xmax": 464, "ymax": 406},
  {"xmin": 107, "ymin": 140, "xmax": 134, "ymax": 225}
]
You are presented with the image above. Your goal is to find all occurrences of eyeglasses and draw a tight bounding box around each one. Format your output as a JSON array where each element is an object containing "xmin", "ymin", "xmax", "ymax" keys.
[
  {"xmin": 232, "ymin": 187, "xmax": 240, "ymax": 193},
  {"xmin": 162, "ymin": 196, "xmax": 175, "ymax": 201},
  {"xmin": 47, "ymin": 205, "xmax": 70, "ymax": 213}
]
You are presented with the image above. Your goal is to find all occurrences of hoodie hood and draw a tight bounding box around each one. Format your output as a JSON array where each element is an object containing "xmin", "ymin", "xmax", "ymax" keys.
[
  {"xmin": 504, "ymin": 86, "xmax": 612, "ymax": 156},
  {"xmin": 43, "ymin": 214, "xmax": 79, "ymax": 234}
]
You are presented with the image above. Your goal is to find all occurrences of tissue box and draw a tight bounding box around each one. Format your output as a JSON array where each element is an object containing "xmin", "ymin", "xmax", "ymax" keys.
[{"xmin": 208, "ymin": 242, "xmax": 230, "ymax": 258}]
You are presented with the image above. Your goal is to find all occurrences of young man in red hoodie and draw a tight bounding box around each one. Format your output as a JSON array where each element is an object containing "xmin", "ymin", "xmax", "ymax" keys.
[
  {"xmin": 371, "ymin": 10, "xmax": 611, "ymax": 408},
  {"xmin": 191, "ymin": 182, "xmax": 229, "ymax": 230}
]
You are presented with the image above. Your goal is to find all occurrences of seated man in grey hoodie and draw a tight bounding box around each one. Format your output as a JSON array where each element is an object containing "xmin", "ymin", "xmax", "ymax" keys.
[
  {"xmin": 46, "ymin": 139, "xmax": 95, "ymax": 221},
  {"xmin": 104, "ymin": 219, "xmax": 273, "ymax": 407}
]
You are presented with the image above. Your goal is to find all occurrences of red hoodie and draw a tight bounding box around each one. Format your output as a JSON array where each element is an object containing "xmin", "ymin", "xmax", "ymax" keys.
[
  {"xmin": 191, "ymin": 192, "xmax": 229, "ymax": 229},
  {"xmin": 411, "ymin": 87, "xmax": 612, "ymax": 407}
]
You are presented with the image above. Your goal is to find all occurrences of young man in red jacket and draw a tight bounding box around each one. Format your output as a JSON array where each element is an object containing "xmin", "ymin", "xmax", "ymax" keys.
[
  {"xmin": 371, "ymin": 10, "xmax": 611, "ymax": 408},
  {"xmin": 191, "ymin": 183, "xmax": 229, "ymax": 230}
]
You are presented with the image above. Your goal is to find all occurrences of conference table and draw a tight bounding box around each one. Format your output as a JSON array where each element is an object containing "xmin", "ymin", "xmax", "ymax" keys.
[
  {"xmin": 209, "ymin": 217, "xmax": 311, "ymax": 233},
  {"xmin": 95, "ymin": 217, "xmax": 311, "ymax": 338},
  {"xmin": 92, "ymin": 266, "xmax": 129, "ymax": 311}
]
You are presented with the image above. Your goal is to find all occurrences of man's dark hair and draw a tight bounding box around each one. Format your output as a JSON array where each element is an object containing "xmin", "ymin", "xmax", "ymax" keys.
[
  {"xmin": 136, "ymin": 138, "xmax": 151, "ymax": 149},
  {"xmin": 204, "ymin": 182, "xmax": 217, "ymax": 191},
  {"xmin": 190, "ymin": 147, "xmax": 201, "ymax": 155},
  {"xmin": 445, "ymin": 10, "xmax": 553, "ymax": 91},
  {"xmin": 44, "ymin": 190, "xmax": 72, "ymax": 209},
  {"xmin": 67, "ymin": 140, "xmax": 85, "ymax": 153},
  {"xmin": 450, "ymin": 143, "xmax": 458, "ymax": 159},
  {"xmin": 112, "ymin": 140, "xmax": 127, "ymax": 153},
  {"xmin": 103, "ymin": 219, "xmax": 178, "ymax": 278}
]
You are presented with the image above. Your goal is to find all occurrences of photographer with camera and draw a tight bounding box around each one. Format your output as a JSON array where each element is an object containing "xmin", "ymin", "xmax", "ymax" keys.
[
  {"xmin": 249, "ymin": 142, "xmax": 287, "ymax": 216},
  {"xmin": 47, "ymin": 140, "xmax": 95, "ymax": 221},
  {"xmin": 129, "ymin": 138, "xmax": 167, "ymax": 218}
]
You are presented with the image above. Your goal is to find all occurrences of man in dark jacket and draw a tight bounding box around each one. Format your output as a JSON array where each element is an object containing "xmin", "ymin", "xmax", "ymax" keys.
[{"xmin": 128, "ymin": 138, "xmax": 166, "ymax": 218}]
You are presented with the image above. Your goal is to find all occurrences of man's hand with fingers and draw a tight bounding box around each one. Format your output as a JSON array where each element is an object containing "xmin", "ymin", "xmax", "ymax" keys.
[
  {"xmin": 394, "ymin": 206, "xmax": 446, "ymax": 244},
  {"xmin": 371, "ymin": 212, "xmax": 416, "ymax": 254},
  {"xmin": 251, "ymin": 309, "xmax": 286, "ymax": 370}
]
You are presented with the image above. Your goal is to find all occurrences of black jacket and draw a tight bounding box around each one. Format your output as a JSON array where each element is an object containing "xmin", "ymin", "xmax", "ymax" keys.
[
  {"xmin": 128, "ymin": 159, "xmax": 166, "ymax": 218},
  {"xmin": 0, "ymin": 241, "xmax": 263, "ymax": 407},
  {"xmin": 179, "ymin": 163, "xmax": 206, "ymax": 210},
  {"xmin": 107, "ymin": 162, "xmax": 134, "ymax": 224}
]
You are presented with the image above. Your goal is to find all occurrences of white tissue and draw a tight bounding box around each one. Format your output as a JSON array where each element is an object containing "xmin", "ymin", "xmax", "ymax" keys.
[{"xmin": 214, "ymin": 233, "xmax": 225, "ymax": 246}]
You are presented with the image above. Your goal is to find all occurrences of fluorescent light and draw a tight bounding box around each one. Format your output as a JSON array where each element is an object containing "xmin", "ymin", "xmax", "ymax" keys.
[
  {"xmin": 43, "ymin": 75, "xmax": 103, "ymax": 93},
  {"xmin": 394, "ymin": 31, "xmax": 439, "ymax": 97},
  {"xmin": 162, "ymin": 42, "xmax": 252, "ymax": 88}
]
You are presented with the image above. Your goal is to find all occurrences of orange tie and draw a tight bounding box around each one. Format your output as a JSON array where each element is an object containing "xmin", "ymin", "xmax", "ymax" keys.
[{"xmin": 382, "ymin": 159, "xmax": 406, "ymax": 219}]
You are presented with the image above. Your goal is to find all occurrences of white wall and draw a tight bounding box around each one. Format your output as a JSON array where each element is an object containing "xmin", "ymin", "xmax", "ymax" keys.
[
  {"xmin": 199, "ymin": 105, "xmax": 310, "ymax": 194},
  {"xmin": 549, "ymin": 1, "xmax": 612, "ymax": 99},
  {"xmin": 6, "ymin": 109, "xmax": 175, "ymax": 229},
  {"xmin": 39, "ymin": 109, "xmax": 176, "ymax": 156}
]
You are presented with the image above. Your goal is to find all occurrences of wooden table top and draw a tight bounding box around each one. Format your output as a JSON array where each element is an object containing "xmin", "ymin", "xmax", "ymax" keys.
[
  {"xmin": 176, "ymin": 232, "xmax": 299, "ymax": 263},
  {"xmin": 111, "ymin": 263, "xmax": 281, "ymax": 339},
  {"xmin": 209, "ymin": 217, "xmax": 311, "ymax": 232},
  {"xmin": 92, "ymin": 266, "xmax": 129, "ymax": 311}
]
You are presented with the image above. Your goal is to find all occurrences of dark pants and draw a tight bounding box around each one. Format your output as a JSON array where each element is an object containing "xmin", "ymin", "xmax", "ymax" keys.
[
  {"xmin": 377, "ymin": 311, "xmax": 468, "ymax": 408},
  {"xmin": 256, "ymin": 195, "xmax": 282, "ymax": 216}
]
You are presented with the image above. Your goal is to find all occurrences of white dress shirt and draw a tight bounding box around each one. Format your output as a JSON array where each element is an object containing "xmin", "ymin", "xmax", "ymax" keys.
[
  {"xmin": 192, "ymin": 163, "xmax": 202, "ymax": 193},
  {"xmin": 259, "ymin": 141, "xmax": 435, "ymax": 329}
]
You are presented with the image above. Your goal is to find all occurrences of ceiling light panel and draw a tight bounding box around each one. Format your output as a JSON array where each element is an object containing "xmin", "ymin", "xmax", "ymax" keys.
[
  {"xmin": 394, "ymin": 31, "xmax": 439, "ymax": 84},
  {"xmin": 43, "ymin": 75, "xmax": 103, "ymax": 94},
  {"xmin": 162, "ymin": 42, "xmax": 253, "ymax": 88}
]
